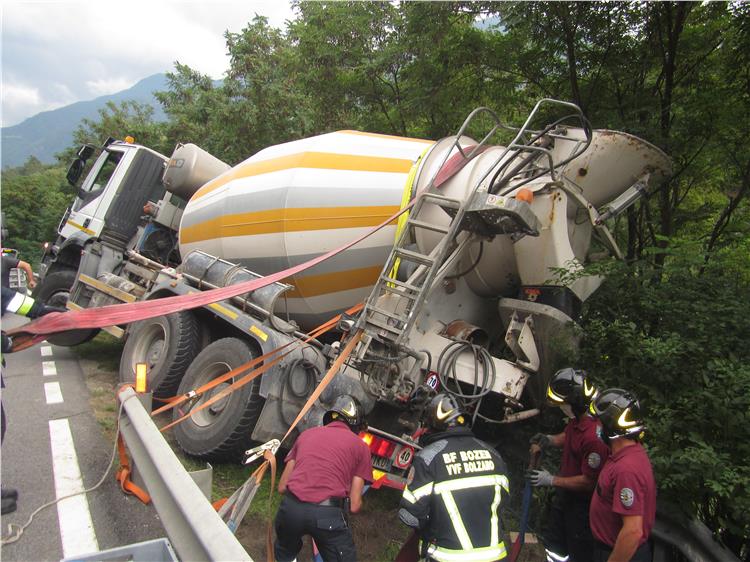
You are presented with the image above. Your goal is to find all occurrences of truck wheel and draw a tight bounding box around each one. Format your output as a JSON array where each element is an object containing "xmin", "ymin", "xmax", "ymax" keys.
[
  {"xmin": 119, "ymin": 311, "xmax": 201, "ymax": 399},
  {"xmin": 173, "ymin": 337, "xmax": 265, "ymax": 462},
  {"xmin": 33, "ymin": 269, "xmax": 99, "ymax": 346}
]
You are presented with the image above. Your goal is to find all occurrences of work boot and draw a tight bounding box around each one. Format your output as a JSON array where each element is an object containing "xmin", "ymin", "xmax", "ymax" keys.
[
  {"xmin": 1, "ymin": 496, "xmax": 16, "ymax": 515},
  {"xmin": 1, "ymin": 487, "xmax": 18, "ymax": 500}
]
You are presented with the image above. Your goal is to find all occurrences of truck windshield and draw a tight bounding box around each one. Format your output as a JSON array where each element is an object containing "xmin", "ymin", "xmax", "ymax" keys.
[{"xmin": 72, "ymin": 149, "xmax": 124, "ymax": 211}]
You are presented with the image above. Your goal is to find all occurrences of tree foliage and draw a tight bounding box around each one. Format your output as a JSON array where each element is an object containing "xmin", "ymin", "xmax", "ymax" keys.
[
  {"xmin": 1, "ymin": 162, "xmax": 71, "ymax": 262},
  {"xmin": 2, "ymin": 1, "xmax": 748, "ymax": 553},
  {"xmin": 575, "ymin": 243, "xmax": 750, "ymax": 554}
]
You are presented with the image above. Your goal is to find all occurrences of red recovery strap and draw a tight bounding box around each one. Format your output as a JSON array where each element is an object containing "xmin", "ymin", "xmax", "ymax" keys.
[
  {"xmin": 433, "ymin": 144, "xmax": 489, "ymax": 188},
  {"xmin": 6, "ymin": 203, "xmax": 414, "ymax": 351}
]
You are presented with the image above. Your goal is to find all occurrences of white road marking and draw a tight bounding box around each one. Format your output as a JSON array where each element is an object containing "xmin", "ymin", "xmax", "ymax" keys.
[
  {"xmin": 44, "ymin": 382, "xmax": 63, "ymax": 404},
  {"xmin": 42, "ymin": 361, "xmax": 58, "ymax": 376},
  {"xmin": 48, "ymin": 418, "xmax": 99, "ymax": 557},
  {"xmin": 41, "ymin": 346, "xmax": 53, "ymax": 357}
]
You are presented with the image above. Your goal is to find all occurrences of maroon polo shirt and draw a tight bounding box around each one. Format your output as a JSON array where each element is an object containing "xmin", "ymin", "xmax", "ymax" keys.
[
  {"xmin": 560, "ymin": 414, "xmax": 610, "ymax": 486},
  {"xmin": 589, "ymin": 441, "xmax": 656, "ymax": 547},
  {"xmin": 285, "ymin": 420, "xmax": 373, "ymax": 503}
]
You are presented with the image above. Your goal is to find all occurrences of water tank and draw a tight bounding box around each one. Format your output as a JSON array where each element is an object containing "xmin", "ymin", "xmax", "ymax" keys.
[{"xmin": 163, "ymin": 143, "xmax": 231, "ymax": 201}]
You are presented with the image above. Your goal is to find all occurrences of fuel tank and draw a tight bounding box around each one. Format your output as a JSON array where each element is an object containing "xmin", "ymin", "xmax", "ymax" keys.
[{"xmin": 179, "ymin": 131, "xmax": 434, "ymax": 329}]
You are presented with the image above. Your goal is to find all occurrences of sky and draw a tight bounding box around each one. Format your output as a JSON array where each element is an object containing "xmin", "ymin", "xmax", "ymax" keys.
[{"xmin": 1, "ymin": 0, "xmax": 296, "ymax": 127}]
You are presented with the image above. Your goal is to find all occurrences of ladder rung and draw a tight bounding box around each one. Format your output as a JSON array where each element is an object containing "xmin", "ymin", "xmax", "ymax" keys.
[
  {"xmin": 364, "ymin": 317, "xmax": 403, "ymax": 335},
  {"xmin": 367, "ymin": 306, "xmax": 408, "ymax": 323},
  {"xmin": 394, "ymin": 248, "xmax": 434, "ymax": 266},
  {"xmin": 406, "ymin": 219, "xmax": 450, "ymax": 234},
  {"xmin": 420, "ymin": 193, "xmax": 462, "ymax": 209},
  {"xmin": 381, "ymin": 283, "xmax": 419, "ymax": 299},
  {"xmin": 378, "ymin": 276, "xmax": 420, "ymax": 293}
]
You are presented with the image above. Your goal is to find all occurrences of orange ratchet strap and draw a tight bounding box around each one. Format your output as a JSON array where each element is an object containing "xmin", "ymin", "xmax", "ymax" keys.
[
  {"xmin": 154, "ymin": 303, "xmax": 364, "ymax": 430},
  {"xmin": 115, "ymin": 433, "xmax": 151, "ymax": 504}
]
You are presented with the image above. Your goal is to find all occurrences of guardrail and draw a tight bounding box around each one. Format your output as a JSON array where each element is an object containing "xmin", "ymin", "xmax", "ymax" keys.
[{"xmin": 117, "ymin": 387, "xmax": 254, "ymax": 562}]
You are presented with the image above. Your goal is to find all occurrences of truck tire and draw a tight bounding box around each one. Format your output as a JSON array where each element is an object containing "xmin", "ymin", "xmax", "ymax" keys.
[
  {"xmin": 173, "ymin": 337, "xmax": 265, "ymax": 462},
  {"xmin": 33, "ymin": 269, "xmax": 99, "ymax": 346},
  {"xmin": 119, "ymin": 311, "xmax": 201, "ymax": 399}
]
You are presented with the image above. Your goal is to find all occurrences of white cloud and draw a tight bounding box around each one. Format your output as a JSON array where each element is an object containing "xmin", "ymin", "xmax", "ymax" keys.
[
  {"xmin": 2, "ymin": 83, "xmax": 42, "ymax": 127},
  {"xmin": 1, "ymin": 1, "xmax": 296, "ymax": 126},
  {"xmin": 86, "ymin": 77, "xmax": 138, "ymax": 97},
  {"xmin": 2, "ymin": 83, "xmax": 41, "ymax": 107}
]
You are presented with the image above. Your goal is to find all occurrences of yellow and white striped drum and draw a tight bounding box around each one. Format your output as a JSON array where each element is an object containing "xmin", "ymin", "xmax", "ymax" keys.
[{"xmin": 179, "ymin": 130, "xmax": 434, "ymax": 330}]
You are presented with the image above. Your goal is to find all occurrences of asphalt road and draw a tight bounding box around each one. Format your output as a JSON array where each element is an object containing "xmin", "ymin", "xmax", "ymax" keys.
[{"xmin": 1, "ymin": 314, "xmax": 165, "ymax": 561}]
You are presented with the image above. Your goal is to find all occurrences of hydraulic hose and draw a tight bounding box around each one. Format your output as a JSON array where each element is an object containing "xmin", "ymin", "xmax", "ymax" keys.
[
  {"xmin": 278, "ymin": 358, "xmax": 320, "ymax": 426},
  {"xmin": 436, "ymin": 340, "xmax": 497, "ymax": 426}
]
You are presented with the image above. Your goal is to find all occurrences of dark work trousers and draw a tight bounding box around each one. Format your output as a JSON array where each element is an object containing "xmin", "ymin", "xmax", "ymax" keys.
[
  {"xmin": 593, "ymin": 540, "xmax": 652, "ymax": 562},
  {"xmin": 543, "ymin": 491, "xmax": 595, "ymax": 562},
  {"xmin": 274, "ymin": 494, "xmax": 356, "ymax": 562}
]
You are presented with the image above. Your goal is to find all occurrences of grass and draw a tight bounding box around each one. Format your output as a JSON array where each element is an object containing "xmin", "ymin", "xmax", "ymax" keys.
[
  {"xmin": 75, "ymin": 332, "xmax": 124, "ymax": 372},
  {"xmin": 74, "ymin": 335, "xmax": 271, "ymax": 509}
]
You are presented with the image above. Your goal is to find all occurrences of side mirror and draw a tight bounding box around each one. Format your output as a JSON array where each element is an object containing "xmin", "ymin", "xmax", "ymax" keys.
[
  {"xmin": 78, "ymin": 144, "xmax": 95, "ymax": 160},
  {"xmin": 66, "ymin": 158, "xmax": 86, "ymax": 186}
]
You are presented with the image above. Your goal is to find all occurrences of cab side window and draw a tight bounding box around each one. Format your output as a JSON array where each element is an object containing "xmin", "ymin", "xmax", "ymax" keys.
[{"xmin": 73, "ymin": 151, "xmax": 123, "ymax": 210}]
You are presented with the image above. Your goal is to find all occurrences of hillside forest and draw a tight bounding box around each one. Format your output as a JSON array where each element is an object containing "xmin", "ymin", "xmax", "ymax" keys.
[{"xmin": 1, "ymin": 1, "xmax": 748, "ymax": 557}]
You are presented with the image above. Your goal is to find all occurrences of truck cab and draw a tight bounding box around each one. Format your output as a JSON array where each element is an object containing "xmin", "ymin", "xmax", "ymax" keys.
[
  {"xmin": 34, "ymin": 139, "xmax": 171, "ymax": 345},
  {"xmin": 39, "ymin": 139, "xmax": 169, "ymax": 280}
]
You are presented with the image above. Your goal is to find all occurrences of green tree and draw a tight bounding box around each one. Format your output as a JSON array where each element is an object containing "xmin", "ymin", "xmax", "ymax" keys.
[
  {"xmin": 1, "ymin": 164, "xmax": 70, "ymax": 263},
  {"xmin": 576, "ymin": 245, "xmax": 750, "ymax": 555},
  {"xmin": 155, "ymin": 63, "xmax": 232, "ymax": 160},
  {"xmin": 57, "ymin": 100, "xmax": 170, "ymax": 164}
]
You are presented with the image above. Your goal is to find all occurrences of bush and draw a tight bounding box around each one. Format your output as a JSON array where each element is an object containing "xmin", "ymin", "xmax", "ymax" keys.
[{"xmin": 576, "ymin": 245, "xmax": 750, "ymax": 555}]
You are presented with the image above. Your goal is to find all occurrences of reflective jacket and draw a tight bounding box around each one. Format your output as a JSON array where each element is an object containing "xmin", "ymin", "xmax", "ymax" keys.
[
  {"xmin": 1, "ymin": 286, "xmax": 44, "ymax": 319},
  {"xmin": 1, "ymin": 287, "xmax": 47, "ymax": 357},
  {"xmin": 398, "ymin": 426, "xmax": 510, "ymax": 562}
]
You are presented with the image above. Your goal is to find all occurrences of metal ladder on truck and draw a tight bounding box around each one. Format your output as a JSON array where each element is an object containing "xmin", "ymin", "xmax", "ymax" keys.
[{"xmin": 356, "ymin": 100, "xmax": 587, "ymax": 349}]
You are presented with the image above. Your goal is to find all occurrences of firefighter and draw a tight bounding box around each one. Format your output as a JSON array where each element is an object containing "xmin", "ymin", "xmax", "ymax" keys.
[
  {"xmin": 1, "ymin": 250, "xmax": 36, "ymax": 290},
  {"xmin": 274, "ymin": 394, "xmax": 372, "ymax": 562},
  {"xmin": 526, "ymin": 367, "xmax": 610, "ymax": 562},
  {"xmin": 1, "ymin": 286, "xmax": 63, "ymax": 514},
  {"xmin": 588, "ymin": 388, "xmax": 655, "ymax": 562},
  {"xmin": 398, "ymin": 393, "xmax": 510, "ymax": 562}
]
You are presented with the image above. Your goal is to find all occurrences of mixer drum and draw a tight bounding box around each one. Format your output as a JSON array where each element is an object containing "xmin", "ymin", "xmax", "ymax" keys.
[{"xmin": 179, "ymin": 130, "xmax": 434, "ymax": 330}]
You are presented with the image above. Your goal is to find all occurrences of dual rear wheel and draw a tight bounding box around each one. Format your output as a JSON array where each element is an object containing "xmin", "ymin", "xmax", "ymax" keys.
[{"xmin": 119, "ymin": 316, "xmax": 265, "ymax": 461}]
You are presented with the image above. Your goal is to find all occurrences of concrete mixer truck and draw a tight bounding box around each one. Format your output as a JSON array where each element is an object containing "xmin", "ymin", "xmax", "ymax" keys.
[{"xmin": 35, "ymin": 99, "xmax": 671, "ymax": 485}]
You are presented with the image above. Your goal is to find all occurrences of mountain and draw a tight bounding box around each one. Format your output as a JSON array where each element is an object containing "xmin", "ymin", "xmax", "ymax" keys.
[{"xmin": 1, "ymin": 73, "xmax": 169, "ymax": 169}]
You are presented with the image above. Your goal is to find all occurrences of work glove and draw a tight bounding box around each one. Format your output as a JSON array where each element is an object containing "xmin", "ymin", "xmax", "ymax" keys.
[
  {"xmin": 529, "ymin": 433, "xmax": 551, "ymax": 449},
  {"xmin": 526, "ymin": 468, "xmax": 555, "ymax": 487}
]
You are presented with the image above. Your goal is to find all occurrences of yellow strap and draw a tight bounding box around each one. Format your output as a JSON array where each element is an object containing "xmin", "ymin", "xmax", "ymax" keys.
[{"xmin": 389, "ymin": 146, "xmax": 432, "ymax": 283}]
